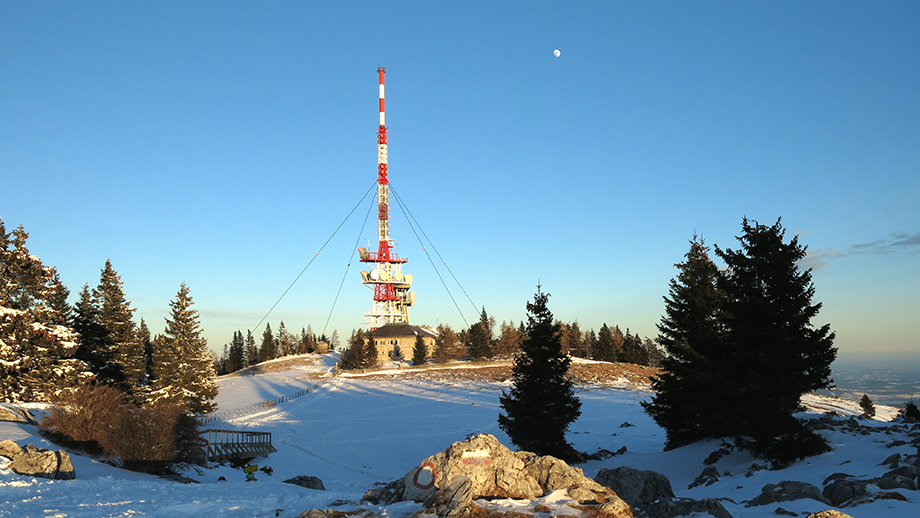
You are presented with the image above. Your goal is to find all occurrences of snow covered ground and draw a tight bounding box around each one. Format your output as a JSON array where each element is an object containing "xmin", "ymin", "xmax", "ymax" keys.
[{"xmin": 2, "ymin": 353, "xmax": 918, "ymax": 517}]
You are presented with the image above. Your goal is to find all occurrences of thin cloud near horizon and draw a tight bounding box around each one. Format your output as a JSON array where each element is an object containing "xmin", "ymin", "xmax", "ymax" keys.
[{"xmin": 802, "ymin": 231, "xmax": 920, "ymax": 271}]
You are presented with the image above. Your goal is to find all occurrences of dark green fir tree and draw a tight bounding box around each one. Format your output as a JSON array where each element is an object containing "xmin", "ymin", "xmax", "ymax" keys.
[
  {"xmin": 227, "ymin": 330, "xmax": 245, "ymax": 373},
  {"xmin": 716, "ymin": 218, "xmax": 837, "ymax": 463},
  {"xmin": 364, "ymin": 333, "xmax": 379, "ymax": 368},
  {"xmin": 859, "ymin": 394, "xmax": 875, "ymax": 419},
  {"xmin": 244, "ymin": 330, "xmax": 258, "ymax": 367},
  {"xmin": 643, "ymin": 235, "xmax": 727, "ymax": 449},
  {"xmin": 592, "ymin": 324, "xmax": 619, "ymax": 362},
  {"xmin": 94, "ymin": 260, "xmax": 146, "ymax": 400},
  {"xmin": 339, "ymin": 329, "xmax": 367, "ymax": 370},
  {"xmin": 498, "ymin": 285, "xmax": 582, "ymax": 462},
  {"xmin": 412, "ymin": 334, "xmax": 428, "ymax": 366},
  {"xmin": 467, "ymin": 307, "xmax": 495, "ymax": 360},
  {"xmin": 259, "ymin": 323, "xmax": 276, "ymax": 363}
]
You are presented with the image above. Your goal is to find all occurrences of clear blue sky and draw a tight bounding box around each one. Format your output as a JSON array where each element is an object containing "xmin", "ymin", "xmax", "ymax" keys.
[{"xmin": 2, "ymin": 2, "xmax": 918, "ymax": 362}]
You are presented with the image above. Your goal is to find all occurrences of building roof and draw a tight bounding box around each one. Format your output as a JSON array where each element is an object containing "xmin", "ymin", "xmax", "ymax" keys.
[{"xmin": 368, "ymin": 323, "xmax": 438, "ymax": 339}]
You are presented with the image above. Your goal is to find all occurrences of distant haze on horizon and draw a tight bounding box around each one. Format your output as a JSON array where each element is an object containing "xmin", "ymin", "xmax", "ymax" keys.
[{"xmin": 2, "ymin": 2, "xmax": 917, "ymax": 363}]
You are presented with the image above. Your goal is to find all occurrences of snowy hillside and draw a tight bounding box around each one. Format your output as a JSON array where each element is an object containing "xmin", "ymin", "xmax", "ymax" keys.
[{"xmin": 1, "ymin": 354, "xmax": 917, "ymax": 517}]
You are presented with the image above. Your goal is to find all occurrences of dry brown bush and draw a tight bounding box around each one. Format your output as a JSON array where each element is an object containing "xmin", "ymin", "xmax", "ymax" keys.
[
  {"xmin": 42, "ymin": 384, "xmax": 125, "ymax": 449},
  {"xmin": 40, "ymin": 385, "xmax": 189, "ymax": 472},
  {"xmin": 103, "ymin": 402, "xmax": 185, "ymax": 468}
]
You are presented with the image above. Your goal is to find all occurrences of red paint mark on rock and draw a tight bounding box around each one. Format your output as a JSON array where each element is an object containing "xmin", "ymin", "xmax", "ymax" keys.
[{"xmin": 413, "ymin": 462, "xmax": 437, "ymax": 490}]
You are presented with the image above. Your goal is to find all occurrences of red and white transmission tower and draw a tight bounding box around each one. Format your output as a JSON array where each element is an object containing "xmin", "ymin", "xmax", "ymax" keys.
[{"xmin": 358, "ymin": 67, "xmax": 414, "ymax": 329}]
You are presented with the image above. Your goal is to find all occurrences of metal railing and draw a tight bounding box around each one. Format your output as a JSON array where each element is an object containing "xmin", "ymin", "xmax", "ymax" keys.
[
  {"xmin": 203, "ymin": 429, "xmax": 277, "ymax": 462},
  {"xmin": 198, "ymin": 386, "xmax": 313, "ymax": 425}
]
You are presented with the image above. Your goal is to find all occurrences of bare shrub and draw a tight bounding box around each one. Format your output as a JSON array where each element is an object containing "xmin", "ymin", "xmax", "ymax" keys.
[
  {"xmin": 40, "ymin": 385, "xmax": 197, "ymax": 472},
  {"xmin": 103, "ymin": 402, "xmax": 185, "ymax": 471},
  {"xmin": 41, "ymin": 384, "xmax": 125, "ymax": 451}
]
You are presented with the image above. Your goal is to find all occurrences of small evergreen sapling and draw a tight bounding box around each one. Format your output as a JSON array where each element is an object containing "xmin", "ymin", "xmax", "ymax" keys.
[
  {"xmin": 905, "ymin": 401, "xmax": 920, "ymax": 420},
  {"xmin": 388, "ymin": 344, "xmax": 405, "ymax": 362},
  {"xmin": 412, "ymin": 334, "xmax": 428, "ymax": 366},
  {"xmin": 859, "ymin": 394, "xmax": 875, "ymax": 419}
]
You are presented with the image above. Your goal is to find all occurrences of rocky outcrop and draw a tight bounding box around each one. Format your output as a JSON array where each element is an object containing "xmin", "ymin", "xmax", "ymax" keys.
[
  {"xmin": 745, "ymin": 480, "xmax": 829, "ymax": 507},
  {"xmin": 423, "ymin": 476, "xmax": 473, "ymax": 518},
  {"xmin": 284, "ymin": 475, "xmax": 326, "ymax": 490},
  {"xmin": 688, "ymin": 466, "xmax": 721, "ymax": 489},
  {"xmin": 806, "ymin": 511, "xmax": 855, "ymax": 518},
  {"xmin": 0, "ymin": 441, "xmax": 75, "ymax": 480},
  {"xmin": 0, "ymin": 439, "xmax": 24, "ymax": 459},
  {"xmin": 355, "ymin": 434, "xmax": 634, "ymax": 518},
  {"xmin": 594, "ymin": 466, "xmax": 675, "ymax": 508},
  {"xmin": 822, "ymin": 466, "xmax": 918, "ymax": 507},
  {"xmin": 0, "ymin": 404, "xmax": 36, "ymax": 424},
  {"xmin": 594, "ymin": 465, "xmax": 732, "ymax": 518}
]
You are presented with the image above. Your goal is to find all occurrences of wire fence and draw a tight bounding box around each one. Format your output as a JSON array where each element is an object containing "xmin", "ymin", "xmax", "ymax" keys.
[{"xmin": 198, "ymin": 386, "xmax": 314, "ymax": 425}]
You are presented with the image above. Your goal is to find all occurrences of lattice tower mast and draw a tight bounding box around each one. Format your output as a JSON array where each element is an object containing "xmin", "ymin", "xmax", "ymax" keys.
[{"xmin": 358, "ymin": 67, "xmax": 414, "ymax": 329}]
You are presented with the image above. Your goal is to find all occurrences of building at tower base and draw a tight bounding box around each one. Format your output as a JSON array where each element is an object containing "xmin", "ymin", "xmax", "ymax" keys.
[{"xmin": 368, "ymin": 323, "xmax": 439, "ymax": 364}]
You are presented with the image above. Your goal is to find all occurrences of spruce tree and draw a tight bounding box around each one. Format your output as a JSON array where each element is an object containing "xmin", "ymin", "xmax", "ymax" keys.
[
  {"xmin": 47, "ymin": 270, "xmax": 73, "ymax": 327},
  {"xmin": 94, "ymin": 260, "xmax": 145, "ymax": 399},
  {"xmin": 498, "ymin": 286, "xmax": 582, "ymax": 462},
  {"xmin": 620, "ymin": 329, "xmax": 649, "ymax": 366},
  {"xmin": 716, "ymin": 218, "xmax": 836, "ymax": 462},
  {"xmin": 859, "ymin": 394, "xmax": 875, "ymax": 419},
  {"xmin": 592, "ymin": 324, "xmax": 619, "ymax": 362},
  {"xmin": 227, "ymin": 330, "xmax": 245, "ymax": 373},
  {"xmin": 412, "ymin": 334, "xmax": 428, "ymax": 366},
  {"xmin": 138, "ymin": 318, "xmax": 154, "ymax": 390},
  {"xmin": 259, "ymin": 323, "xmax": 276, "ymax": 363},
  {"xmin": 364, "ymin": 333, "xmax": 379, "ymax": 368},
  {"xmin": 244, "ymin": 330, "xmax": 258, "ymax": 367},
  {"xmin": 330, "ymin": 330, "xmax": 340, "ymax": 351},
  {"xmin": 388, "ymin": 344, "xmax": 405, "ymax": 362},
  {"xmin": 566, "ymin": 321, "xmax": 586, "ymax": 358},
  {"xmin": 74, "ymin": 283, "xmax": 108, "ymax": 374},
  {"xmin": 305, "ymin": 325, "xmax": 317, "ymax": 353},
  {"xmin": 583, "ymin": 329, "xmax": 596, "ymax": 360},
  {"xmin": 339, "ymin": 329, "xmax": 367, "ymax": 370},
  {"xmin": 150, "ymin": 283, "xmax": 217, "ymax": 414},
  {"xmin": 643, "ymin": 235, "xmax": 727, "ymax": 449},
  {"xmin": 276, "ymin": 321, "xmax": 293, "ymax": 357},
  {"xmin": 467, "ymin": 307, "xmax": 495, "ymax": 360},
  {"xmin": 0, "ymin": 220, "xmax": 91, "ymax": 402}
]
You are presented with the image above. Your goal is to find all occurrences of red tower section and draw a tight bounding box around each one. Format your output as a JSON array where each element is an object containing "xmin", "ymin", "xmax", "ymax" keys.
[{"xmin": 359, "ymin": 67, "xmax": 413, "ymax": 329}]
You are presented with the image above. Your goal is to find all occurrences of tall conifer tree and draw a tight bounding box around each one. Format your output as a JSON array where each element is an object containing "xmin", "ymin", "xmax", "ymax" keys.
[
  {"xmin": 499, "ymin": 286, "xmax": 582, "ymax": 462},
  {"xmin": 467, "ymin": 307, "xmax": 495, "ymax": 360},
  {"xmin": 151, "ymin": 283, "xmax": 216, "ymax": 414},
  {"xmin": 259, "ymin": 323, "xmax": 276, "ymax": 363},
  {"xmin": 227, "ymin": 330, "xmax": 245, "ymax": 373},
  {"xmin": 93, "ymin": 260, "xmax": 145, "ymax": 399},
  {"xmin": 643, "ymin": 235, "xmax": 726, "ymax": 448},
  {"xmin": 339, "ymin": 329, "xmax": 367, "ymax": 370},
  {"xmin": 592, "ymin": 324, "xmax": 619, "ymax": 362},
  {"xmin": 0, "ymin": 220, "xmax": 90, "ymax": 401},
  {"xmin": 715, "ymin": 218, "xmax": 836, "ymax": 462}
]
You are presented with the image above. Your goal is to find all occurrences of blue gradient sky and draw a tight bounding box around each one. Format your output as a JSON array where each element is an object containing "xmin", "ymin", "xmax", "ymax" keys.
[{"xmin": 2, "ymin": 2, "xmax": 918, "ymax": 361}]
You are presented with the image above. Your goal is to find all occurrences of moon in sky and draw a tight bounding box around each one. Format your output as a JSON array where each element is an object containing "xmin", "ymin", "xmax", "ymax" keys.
[{"xmin": 553, "ymin": 49, "xmax": 561, "ymax": 57}]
